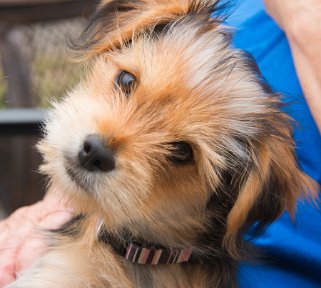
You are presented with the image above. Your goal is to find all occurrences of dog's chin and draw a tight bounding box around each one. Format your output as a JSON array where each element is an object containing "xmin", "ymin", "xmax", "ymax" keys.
[
  {"xmin": 64, "ymin": 155, "xmax": 99, "ymax": 193},
  {"xmin": 65, "ymin": 165, "xmax": 92, "ymax": 193}
]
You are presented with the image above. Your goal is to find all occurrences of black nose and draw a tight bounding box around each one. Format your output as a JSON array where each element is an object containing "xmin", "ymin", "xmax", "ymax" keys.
[{"xmin": 78, "ymin": 135, "xmax": 115, "ymax": 172}]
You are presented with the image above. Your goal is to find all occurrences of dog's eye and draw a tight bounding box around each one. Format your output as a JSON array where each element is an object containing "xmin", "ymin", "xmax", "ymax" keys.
[
  {"xmin": 169, "ymin": 141, "xmax": 194, "ymax": 164},
  {"xmin": 116, "ymin": 71, "xmax": 136, "ymax": 96}
]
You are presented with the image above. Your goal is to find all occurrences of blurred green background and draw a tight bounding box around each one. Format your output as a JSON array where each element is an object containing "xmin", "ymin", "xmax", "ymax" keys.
[{"xmin": 0, "ymin": 18, "xmax": 85, "ymax": 109}]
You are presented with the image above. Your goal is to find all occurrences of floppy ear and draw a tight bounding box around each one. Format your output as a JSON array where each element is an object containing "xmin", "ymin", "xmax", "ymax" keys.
[
  {"xmin": 71, "ymin": 0, "xmax": 223, "ymax": 58},
  {"xmin": 223, "ymin": 116, "xmax": 318, "ymax": 258}
]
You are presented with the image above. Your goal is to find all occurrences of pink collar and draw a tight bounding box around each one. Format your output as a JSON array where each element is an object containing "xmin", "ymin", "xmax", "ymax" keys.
[{"xmin": 96, "ymin": 219, "xmax": 193, "ymax": 265}]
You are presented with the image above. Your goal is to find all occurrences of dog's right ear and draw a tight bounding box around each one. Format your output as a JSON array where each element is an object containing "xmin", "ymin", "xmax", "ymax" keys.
[
  {"xmin": 71, "ymin": 0, "xmax": 223, "ymax": 59},
  {"xmin": 223, "ymin": 124, "xmax": 318, "ymax": 258}
]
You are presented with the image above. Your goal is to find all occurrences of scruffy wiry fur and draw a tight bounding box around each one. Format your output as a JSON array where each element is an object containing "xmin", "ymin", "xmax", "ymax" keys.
[{"xmin": 9, "ymin": 1, "xmax": 318, "ymax": 287}]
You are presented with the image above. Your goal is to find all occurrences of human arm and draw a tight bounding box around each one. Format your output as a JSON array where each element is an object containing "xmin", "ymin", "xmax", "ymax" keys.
[{"xmin": 264, "ymin": 0, "xmax": 321, "ymax": 133}]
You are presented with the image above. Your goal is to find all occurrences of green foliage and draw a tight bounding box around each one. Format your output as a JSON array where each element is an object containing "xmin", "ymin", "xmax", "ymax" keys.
[
  {"xmin": 0, "ymin": 53, "xmax": 83, "ymax": 109},
  {"xmin": 32, "ymin": 52, "xmax": 84, "ymax": 108}
]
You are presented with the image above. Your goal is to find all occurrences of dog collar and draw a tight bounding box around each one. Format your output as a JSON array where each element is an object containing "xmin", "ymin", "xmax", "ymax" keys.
[{"xmin": 96, "ymin": 219, "xmax": 193, "ymax": 265}]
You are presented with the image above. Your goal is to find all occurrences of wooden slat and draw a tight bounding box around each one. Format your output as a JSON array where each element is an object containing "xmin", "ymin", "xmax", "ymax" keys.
[
  {"xmin": 0, "ymin": 29, "xmax": 33, "ymax": 108},
  {"xmin": 0, "ymin": 0, "xmax": 77, "ymax": 6},
  {"xmin": 0, "ymin": 0, "xmax": 98, "ymax": 23},
  {"xmin": 0, "ymin": 0, "xmax": 76, "ymax": 6}
]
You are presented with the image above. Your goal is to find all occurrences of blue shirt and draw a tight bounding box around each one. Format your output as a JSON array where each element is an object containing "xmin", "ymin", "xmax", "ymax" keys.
[{"xmin": 224, "ymin": 1, "xmax": 321, "ymax": 287}]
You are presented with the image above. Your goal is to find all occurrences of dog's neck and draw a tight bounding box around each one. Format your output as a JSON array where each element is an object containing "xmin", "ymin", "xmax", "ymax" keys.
[
  {"xmin": 53, "ymin": 213, "xmax": 237, "ymax": 287},
  {"xmin": 93, "ymin": 175, "xmax": 238, "ymax": 267},
  {"xmin": 94, "ymin": 215, "xmax": 237, "ymax": 287}
]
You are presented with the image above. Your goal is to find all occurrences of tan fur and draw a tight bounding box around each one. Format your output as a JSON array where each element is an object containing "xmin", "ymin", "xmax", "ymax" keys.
[
  {"xmin": 9, "ymin": 0, "xmax": 318, "ymax": 287},
  {"xmin": 75, "ymin": 0, "xmax": 218, "ymax": 59},
  {"xmin": 224, "ymin": 145, "xmax": 272, "ymax": 256}
]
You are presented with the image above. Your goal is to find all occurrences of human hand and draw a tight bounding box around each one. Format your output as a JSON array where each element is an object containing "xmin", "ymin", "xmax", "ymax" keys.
[
  {"xmin": 264, "ymin": 0, "xmax": 321, "ymax": 133},
  {"xmin": 0, "ymin": 193, "xmax": 73, "ymax": 287}
]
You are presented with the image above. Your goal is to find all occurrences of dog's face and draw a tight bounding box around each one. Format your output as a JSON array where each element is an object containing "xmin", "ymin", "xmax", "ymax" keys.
[{"xmin": 39, "ymin": 0, "xmax": 315, "ymax": 256}]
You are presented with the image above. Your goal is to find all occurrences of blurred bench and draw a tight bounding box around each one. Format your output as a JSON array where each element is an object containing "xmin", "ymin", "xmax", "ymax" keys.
[{"xmin": 0, "ymin": 108, "xmax": 44, "ymax": 135}]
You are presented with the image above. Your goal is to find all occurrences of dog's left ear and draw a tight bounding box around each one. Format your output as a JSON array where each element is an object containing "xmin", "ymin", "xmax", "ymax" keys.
[
  {"xmin": 224, "ymin": 122, "xmax": 318, "ymax": 258},
  {"xmin": 71, "ymin": 0, "xmax": 223, "ymax": 59}
]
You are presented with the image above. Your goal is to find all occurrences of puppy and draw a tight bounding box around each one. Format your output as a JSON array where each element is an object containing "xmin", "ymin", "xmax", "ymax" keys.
[{"xmin": 10, "ymin": 0, "xmax": 317, "ymax": 287}]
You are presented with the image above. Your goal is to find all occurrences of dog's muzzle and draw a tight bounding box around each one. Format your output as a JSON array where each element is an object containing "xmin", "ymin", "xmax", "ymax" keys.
[{"xmin": 64, "ymin": 134, "xmax": 115, "ymax": 191}]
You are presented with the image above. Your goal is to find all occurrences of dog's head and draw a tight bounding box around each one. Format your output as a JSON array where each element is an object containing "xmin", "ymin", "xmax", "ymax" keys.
[{"xmin": 39, "ymin": 0, "xmax": 317, "ymax": 258}]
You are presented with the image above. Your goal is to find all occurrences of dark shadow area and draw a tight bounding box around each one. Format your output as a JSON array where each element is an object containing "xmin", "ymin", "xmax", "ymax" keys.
[{"xmin": 0, "ymin": 133, "xmax": 45, "ymax": 214}]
